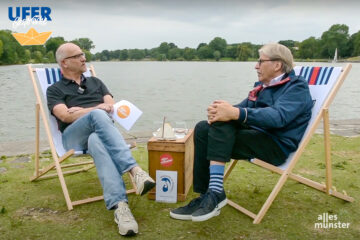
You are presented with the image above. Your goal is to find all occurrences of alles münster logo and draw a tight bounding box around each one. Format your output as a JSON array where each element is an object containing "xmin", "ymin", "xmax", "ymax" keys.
[{"xmin": 314, "ymin": 213, "xmax": 350, "ymax": 229}]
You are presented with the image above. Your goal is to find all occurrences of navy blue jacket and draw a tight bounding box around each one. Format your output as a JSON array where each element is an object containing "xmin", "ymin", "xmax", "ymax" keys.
[{"xmin": 234, "ymin": 70, "xmax": 313, "ymax": 157}]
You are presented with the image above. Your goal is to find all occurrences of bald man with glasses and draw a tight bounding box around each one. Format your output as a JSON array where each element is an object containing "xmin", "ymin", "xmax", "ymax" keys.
[
  {"xmin": 47, "ymin": 43, "xmax": 155, "ymax": 236},
  {"xmin": 170, "ymin": 43, "xmax": 313, "ymax": 222}
]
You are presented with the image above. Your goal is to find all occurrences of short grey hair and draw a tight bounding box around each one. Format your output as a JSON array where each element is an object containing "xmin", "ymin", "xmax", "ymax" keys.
[
  {"xmin": 259, "ymin": 43, "xmax": 294, "ymax": 73},
  {"xmin": 55, "ymin": 43, "xmax": 67, "ymax": 65}
]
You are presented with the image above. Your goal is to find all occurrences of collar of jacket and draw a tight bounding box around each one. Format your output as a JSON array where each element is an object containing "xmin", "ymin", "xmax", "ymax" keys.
[{"xmin": 248, "ymin": 71, "xmax": 293, "ymax": 101}]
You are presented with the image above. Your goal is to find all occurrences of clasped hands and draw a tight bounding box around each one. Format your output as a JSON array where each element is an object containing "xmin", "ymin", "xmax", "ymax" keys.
[
  {"xmin": 97, "ymin": 103, "xmax": 114, "ymax": 113},
  {"xmin": 207, "ymin": 100, "xmax": 239, "ymax": 124}
]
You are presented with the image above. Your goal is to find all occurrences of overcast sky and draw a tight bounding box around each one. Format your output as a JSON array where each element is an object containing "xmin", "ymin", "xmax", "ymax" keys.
[{"xmin": 2, "ymin": 0, "xmax": 360, "ymax": 52}]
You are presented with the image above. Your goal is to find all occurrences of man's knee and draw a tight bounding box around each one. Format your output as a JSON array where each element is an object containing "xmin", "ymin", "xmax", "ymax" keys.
[
  {"xmin": 90, "ymin": 109, "xmax": 108, "ymax": 118},
  {"xmin": 210, "ymin": 121, "xmax": 234, "ymax": 129},
  {"xmin": 194, "ymin": 120, "xmax": 210, "ymax": 136},
  {"xmin": 89, "ymin": 109, "xmax": 112, "ymax": 123}
]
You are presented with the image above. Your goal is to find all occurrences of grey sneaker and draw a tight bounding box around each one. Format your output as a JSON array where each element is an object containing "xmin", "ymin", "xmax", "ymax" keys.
[
  {"xmin": 114, "ymin": 202, "xmax": 138, "ymax": 236},
  {"xmin": 134, "ymin": 170, "xmax": 155, "ymax": 195}
]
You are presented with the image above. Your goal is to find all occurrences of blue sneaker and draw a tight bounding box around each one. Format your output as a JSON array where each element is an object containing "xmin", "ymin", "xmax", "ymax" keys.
[{"xmin": 191, "ymin": 189, "xmax": 227, "ymax": 222}]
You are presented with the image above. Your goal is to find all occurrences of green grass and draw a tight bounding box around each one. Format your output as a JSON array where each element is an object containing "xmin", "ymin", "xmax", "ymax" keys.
[
  {"xmin": 346, "ymin": 56, "xmax": 360, "ymax": 62},
  {"xmin": 0, "ymin": 134, "xmax": 359, "ymax": 239}
]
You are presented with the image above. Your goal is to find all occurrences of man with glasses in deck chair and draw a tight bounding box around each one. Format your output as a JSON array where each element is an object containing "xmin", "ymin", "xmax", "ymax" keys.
[
  {"xmin": 47, "ymin": 43, "xmax": 155, "ymax": 236},
  {"xmin": 170, "ymin": 43, "xmax": 313, "ymax": 222}
]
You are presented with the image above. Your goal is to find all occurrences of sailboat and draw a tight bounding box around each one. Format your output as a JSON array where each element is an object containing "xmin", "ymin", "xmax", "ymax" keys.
[{"xmin": 332, "ymin": 48, "xmax": 338, "ymax": 63}]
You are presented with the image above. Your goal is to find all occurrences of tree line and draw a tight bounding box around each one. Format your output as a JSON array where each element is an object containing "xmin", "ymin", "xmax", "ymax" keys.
[
  {"xmin": 1, "ymin": 24, "xmax": 360, "ymax": 65},
  {"xmin": 0, "ymin": 30, "xmax": 94, "ymax": 65}
]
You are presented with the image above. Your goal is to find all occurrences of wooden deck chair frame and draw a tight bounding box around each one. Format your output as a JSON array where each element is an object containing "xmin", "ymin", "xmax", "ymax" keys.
[
  {"xmin": 223, "ymin": 63, "xmax": 354, "ymax": 224},
  {"xmin": 28, "ymin": 64, "xmax": 136, "ymax": 210}
]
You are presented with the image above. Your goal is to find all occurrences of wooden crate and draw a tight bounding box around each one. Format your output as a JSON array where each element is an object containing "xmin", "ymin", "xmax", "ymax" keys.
[{"xmin": 147, "ymin": 129, "xmax": 194, "ymax": 201}]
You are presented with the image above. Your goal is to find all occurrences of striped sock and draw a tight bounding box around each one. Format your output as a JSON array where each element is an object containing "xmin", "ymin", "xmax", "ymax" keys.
[{"xmin": 208, "ymin": 164, "xmax": 224, "ymax": 193}]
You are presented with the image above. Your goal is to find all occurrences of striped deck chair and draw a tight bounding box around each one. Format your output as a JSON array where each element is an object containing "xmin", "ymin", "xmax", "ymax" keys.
[
  {"xmin": 223, "ymin": 63, "xmax": 354, "ymax": 224},
  {"xmin": 27, "ymin": 64, "xmax": 136, "ymax": 210}
]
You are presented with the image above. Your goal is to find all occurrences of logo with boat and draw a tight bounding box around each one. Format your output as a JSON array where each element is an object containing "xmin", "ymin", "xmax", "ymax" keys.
[{"xmin": 8, "ymin": 6, "xmax": 52, "ymax": 45}]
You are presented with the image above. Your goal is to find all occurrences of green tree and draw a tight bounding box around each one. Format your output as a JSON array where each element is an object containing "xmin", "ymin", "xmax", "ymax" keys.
[
  {"xmin": 349, "ymin": 30, "xmax": 360, "ymax": 56},
  {"xmin": 26, "ymin": 45, "xmax": 46, "ymax": 55},
  {"xmin": 100, "ymin": 50, "xmax": 110, "ymax": 61},
  {"xmin": 197, "ymin": 45, "xmax": 212, "ymax": 59},
  {"xmin": 92, "ymin": 52, "xmax": 101, "ymax": 61},
  {"xmin": 320, "ymin": 24, "xmax": 350, "ymax": 58},
  {"xmin": 156, "ymin": 54, "xmax": 167, "ymax": 61},
  {"xmin": 158, "ymin": 42, "xmax": 170, "ymax": 55},
  {"xmin": 128, "ymin": 49, "xmax": 145, "ymax": 60},
  {"xmin": 209, "ymin": 37, "xmax": 227, "ymax": 57},
  {"xmin": 45, "ymin": 51, "xmax": 55, "ymax": 63},
  {"xmin": 119, "ymin": 49, "xmax": 129, "ymax": 60},
  {"xmin": 23, "ymin": 49, "xmax": 31, "ymax": 63},
  {"xmin": 148, "ymin": 48, "xmax": 158, "ymax": 59},
  {"xmin": 183, "ymin": 47, "xmax": 196, "ymax": 60},
  {"xmin": 298, "ymin": 37, "xmax": 320, "ymax": 59},
  {"xmin": 168, "ymin": 42, "xmax": 177, "ymax": 49},
  {"xmin": 33, "ymin": 50, "xmax": 43, "ymax": 63},
  {"xmin": 213, "ymin": 50, "xmax": 221, "ymax": 61},
  {"xmin": 225, "ymin": 45, "xmax": 238, "ymax": 59},
  {"xmin": 71, "ymin": 38, "xmax": 95, "ymax": 51},
  {"xmin": 45, "ymin": 37, "xmax": 65, "ymax": 56},
  {"xmin": 251, "ymin": 44, "xmax": 262, "ymax": 59},
  {"xmin": 196, "ymin": 43, "xmax": 207, "ymax": 50},
  {"xmin": 237, "ymin": 43, "xmax": 252, "ymax": 61},
  {"xmin": 0, "ymin": 30, "xmax": 21, "ymax": 64},
  {"xmin": 278, "ymin": 40, "xmax": 297, "ymax": 48},
  {"xmin": 278, "ymin": 40, "xmax": 299, "ymax": 56},
  {"xmin": 144, "ymin": 48, "xmax": 150, "ymax": 58},
  {"xmin": 168, "ymin": 48, "xmax": 182, "ymax": 60},
  {"xmin": 0, "ymin": 40, "xmax": 3, "ymax": 59},
  {"xmin": 108, "ymin": 50, "xmax": 118, "ymax": 60},
  {"xmin": 83, "ymin": 50, "xmax": 92, "ymax": 61}
]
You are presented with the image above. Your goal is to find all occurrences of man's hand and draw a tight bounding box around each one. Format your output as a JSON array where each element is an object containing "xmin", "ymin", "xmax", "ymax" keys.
[
  {"xmin": 67, "ymin": 106, "xmax": 84, "ymax": 114},
  {"xmin": 207, "ymin": 100, "xmax": 239, "ymax": 124},
  {"xmin": 97, "ymin": 103, "xmax": 114, "ymax": 113}
]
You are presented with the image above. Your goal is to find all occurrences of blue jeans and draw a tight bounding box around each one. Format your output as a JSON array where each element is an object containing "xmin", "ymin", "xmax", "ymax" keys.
[{"xmin": 62, "ymin": 109, "xmax": 138, "ymax": 209}]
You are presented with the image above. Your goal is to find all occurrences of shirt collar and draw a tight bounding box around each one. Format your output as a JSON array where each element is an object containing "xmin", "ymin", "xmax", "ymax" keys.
[
  {"xmin": 61, "ymin": 74, "xmax": 86, "ymax": 85},
  {"xmin": 263, "ymin": 73, "xmax": 285, "ymax": 88}
]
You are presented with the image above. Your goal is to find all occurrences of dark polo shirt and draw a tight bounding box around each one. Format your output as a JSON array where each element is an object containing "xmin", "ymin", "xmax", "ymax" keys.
[{"xmin": 47, "ymin": 75, "xmax": 112, "ymax": 132}]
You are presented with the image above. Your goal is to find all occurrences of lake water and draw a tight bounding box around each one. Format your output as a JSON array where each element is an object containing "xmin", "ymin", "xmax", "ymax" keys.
[{"xmin": 0, "ymin": 61, "xmax": 359, "ymax": 144}]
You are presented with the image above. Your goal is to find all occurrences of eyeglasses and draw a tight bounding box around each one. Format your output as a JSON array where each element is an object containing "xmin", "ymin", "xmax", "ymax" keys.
[
  {"xmin": 64, "ymin": 52, "xmax": 85, "ymax": 60},
  {"xmin": 257, "ymin": 58, "xmax": 280, "ymax": 65}
]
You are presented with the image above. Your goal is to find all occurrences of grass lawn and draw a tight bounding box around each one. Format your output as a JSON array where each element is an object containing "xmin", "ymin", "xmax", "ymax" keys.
[{"xmin": 0, "ymin": 134, "xmax": 359, "ymax": 239}]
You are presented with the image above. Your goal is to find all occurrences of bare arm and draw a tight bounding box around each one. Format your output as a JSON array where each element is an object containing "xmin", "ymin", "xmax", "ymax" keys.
[
  {"xmin": 103, "ymin": 94, "xmax": 115, "ymax": 105},
  {"xmin": 52, "ymin": 94, "xmax": 115, "ymax": 124}
]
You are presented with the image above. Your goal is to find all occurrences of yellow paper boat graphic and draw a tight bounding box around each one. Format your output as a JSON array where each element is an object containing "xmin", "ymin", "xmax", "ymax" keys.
[{"xmin": 12, "ymin": 27, "xmax": 52, "ymax": 46}]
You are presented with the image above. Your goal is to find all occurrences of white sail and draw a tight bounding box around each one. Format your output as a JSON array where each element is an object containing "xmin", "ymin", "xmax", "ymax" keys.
[{"xmin": 332, "ymin": 48, "xmax": 338, "ymax": 62}]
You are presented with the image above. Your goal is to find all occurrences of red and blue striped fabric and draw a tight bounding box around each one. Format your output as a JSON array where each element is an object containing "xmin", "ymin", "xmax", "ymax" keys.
[{"xmin": 298, "ymin": 66, "xmax": 334, "ymax": 85}]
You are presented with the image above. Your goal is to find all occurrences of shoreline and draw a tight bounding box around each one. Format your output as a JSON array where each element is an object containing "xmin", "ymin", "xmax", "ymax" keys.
[
  {"xmin": 1, "ymin": 119, "xmax": 360, "ymax": 157},
  {"xmin": 1, "ymin": 58, "xmax": 360, "ymax": 67}
]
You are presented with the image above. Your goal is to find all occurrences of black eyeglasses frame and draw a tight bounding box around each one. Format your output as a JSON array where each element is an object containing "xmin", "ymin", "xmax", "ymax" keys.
[
  {"xmin": 64, "ymin": 52, "xmax": 85, "ymax": 60},
  {"xmin": 257, "ymin": 58, "xmax": 281, "ymax": 65}
]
